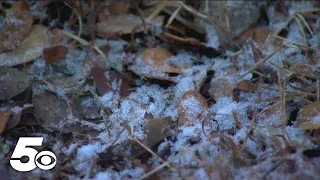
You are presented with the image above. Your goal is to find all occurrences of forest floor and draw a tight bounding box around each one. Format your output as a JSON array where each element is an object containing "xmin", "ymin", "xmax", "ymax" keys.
[{"xmin": 0, "ymin": 1, "xmax": 320, "ymax": 180}]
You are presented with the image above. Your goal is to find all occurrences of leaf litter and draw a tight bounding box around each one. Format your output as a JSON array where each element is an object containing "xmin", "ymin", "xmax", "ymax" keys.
[{"xmin": 0, "ymin": 1, "xmax": 320, "ymax": 180}]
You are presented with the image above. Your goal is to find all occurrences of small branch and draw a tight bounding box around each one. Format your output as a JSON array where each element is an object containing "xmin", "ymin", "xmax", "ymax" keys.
[
  {"xmin": 140, "ymin": 162, "xmax": 170, "ymax": 180},
  {"xmin": 63, "ymin": 30, "xmax": 107, "ymax": 61},
  {"xmin": 134, "ymin": 138, "xmax": 176, "ymax": 172},
  {"xmin": 239, "ymin": 47, "xmax": 283, "ymax": 79}
]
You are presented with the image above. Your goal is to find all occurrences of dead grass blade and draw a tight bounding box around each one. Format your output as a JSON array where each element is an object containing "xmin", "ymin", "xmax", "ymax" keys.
[{"xmin": 239, "ymin": 47, "xmax": 283, "ymax": 79}]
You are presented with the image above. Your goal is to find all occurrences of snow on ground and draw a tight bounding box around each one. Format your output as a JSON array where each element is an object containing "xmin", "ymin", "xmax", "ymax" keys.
[{"xmin": 1, "ymin": 1, "xmax": 319, "ymax": 179}]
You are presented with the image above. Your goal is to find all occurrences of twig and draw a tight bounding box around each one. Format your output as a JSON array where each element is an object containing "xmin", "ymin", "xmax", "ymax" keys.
[
  {"xmin": 176, "ymin": 1, "xmax": 239, "ymax": 50},
  {"xmin": 239, "ymin": 47, "xmax": 283, "ymax": 79},
  {"xmin": 277, "ymin": 64, "xmax": 287, "ymax": 130},
  {"xmin": 140, "ymin": 162, "xmax": 170, "ymax": 180},
  {"xmin": 146, "ymin": 1, "xmax": 169, "ymax": 22},
  {"xmin": 272, "ymin": 35, "xmax": 312, "ymax": 50},
  {"xmin": 134, "ymin": 138, "xmax": 176, "ymax": 172},
  {"xmin": 317, "ymin": 79, "xmax": 320, "ymax": 100},
  {"xmin": 293, "ymin": 16, "xmax": 307, "ymax": 45},
  {"xmin": 63, "ymin": 31, "xmax": 107, "ymax": 61},
  {"xmin": 296, "ymin": 13, "xmax": 313, "ymax": 36},
  {"xmin": 64, "ymin": 2, "xmax": 83, "ymax": 37},
  {"xmin": 165, "ymin": 5, "xmax": 182, "ymax": 27},
  {"xmin": 239, "ymin": 111, "xmax": 256, "ymax": 155}
]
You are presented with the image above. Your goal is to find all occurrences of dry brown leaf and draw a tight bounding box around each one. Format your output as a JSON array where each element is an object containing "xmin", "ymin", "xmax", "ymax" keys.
[
  {"xmin": 91, "ymin": 67, "xmax": 120, "ymax": 95},
  {"xmin": 144, "ymin": 117, "xmax": 175, "ymax": 147},
  {"xmin": 50, "ymin": 28, "xmax": 70, "ymax": 45},
  {"xmin": 252, "ymin": 27, "xmax": 272, "ymax": 44},
  {"xmin": 32, "ymin": 91, "xmax": 82, "ymax": 132},
  {"xmin": 43, "ymin": 45, "xmax": 68, "ymax": 64},
  {"xmin": 98, "ymin": 1, "xmax": 129, "ymax": 21},
  {"xmin": 178, "ymin": 90, "xmax": 208, "ymax": 125},
  {"xmin": 97, "ymin": 14, "xmax": 142, "ymax": 36},
  {"xmin": 0, "ymin": 25, "xmax": 51, "ymax": 66},
  {"xmin": 0, "ymin": 110, "xmax": 11, "ymax": 134},
  {"xmin": 0, "ymin": 1, "xmax": 33, "ymax": 52},
  {"xmin": 210, "ymin": 78, "xmax": 235, "ymax": 101},
  {"xmin": 5, "ymin": 106, "xmax": 33, "ymax": 130},
  {"xmin": 237, "ymin": 80, "xmax": 255, "ymax": 93},
  {"xmin": 0, "ymin": 67, "xmax": 30, "ymax": 100},
  {"xmin": 234, "ymin": 27, "xmax": 282, "ymax": 48},
  {"xmin": 297, "ymin": 100, "xmax": 320, "ymax": 130},
  {"xmin": 141, "ymin": 48, "xmax": 182, "ymax": 74}
]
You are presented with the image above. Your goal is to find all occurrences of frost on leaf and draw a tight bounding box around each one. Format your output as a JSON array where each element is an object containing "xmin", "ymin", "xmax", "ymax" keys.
[
  {"xmin": 97, "ymin": 14, "xmax": 142, "ymax": 36},
  {"xmin": 0, "ymin": 1, "xmax": 33, "ymax": 52},
  {"xmin": 178, "ymin": 90, "xmax": 208, "ymax": 125},
  {"xmin": 0, "ymin": 25, "xmax": 51, "ymax": 66},
  {"xmin": 141, "ymin": 48, "xmax": 182, "ymax": 74},
  {"xmin": 129, "ymin": 53, "xmax": 179, "ymax": 83}
]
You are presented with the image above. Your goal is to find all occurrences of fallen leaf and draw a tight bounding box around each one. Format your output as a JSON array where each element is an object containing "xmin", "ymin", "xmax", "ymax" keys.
[
  {"xmin": 237, "ymin": 80, "xmax": 255, "ymax": 93},
  {"xmin": 141, "ymin": 48, "xmax": 182, "ymax": 74},
  {"xmin": 297, "ymin": 100, "xmax": 320, "ymax": 130},
  {"xmin": 97, "ymin": 14, "xmax": 142, "ymax": 36},
  {"xmin": 50, "ymin": 28, "xmax": 70, "ymax": 45},
  {"xmin": 75, "ymin": 96, "xmax": 101, "ymax": 120},
  {"xmin": 5, "ymin": 105, "xmax": 33, "ymax": 130},
  {"xmin": 32, "ymin": 91, "xmax": 82, "ymax": 132},
  {"xmin": 91, "ymin": 67, "xmax": 121, "ymax": 95},
  {"xmin": 0, "ymin": 25, "xmax": 51, "ymax": 66},
  {"xmin": 98, "ymin": 1, "xmax": 129, "ymax": 21},
  {"xmin": 0, "ymin": 110, "xmax": 11, "ymax": 134},
  {"xmin": 178, "ymin": 90, "xmax": 208, "ymax": 125},
  {"xmin": 119, "ymin": 74, "xmax": 135, "ymax": 98},
  {"xmin": 43, "ymin": 45, "xmax": 68, "ymax": 64},
  {"xmin": 129, "ymin": 55, "xmax": 179, "ymax": 83},
  {"xmin": 144, "ymin": 117, "xmax": 175, "ymax": 147},
  {"xmin": 210, "ymin": 78, "xmax": 235, "ymax": 101},
  {"xmin": 0, "ymin": 67, "xmax": 30, "ymax": 101},
  {"xmin": 0, "ymin": 1, "xmax": 33, "ymax": 52}
]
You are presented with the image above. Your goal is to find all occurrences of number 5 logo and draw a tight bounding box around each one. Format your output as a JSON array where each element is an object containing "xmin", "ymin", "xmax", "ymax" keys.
[{"xmin": 10, "ymin": 137, "xmax": 57, "ymax": 172}]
